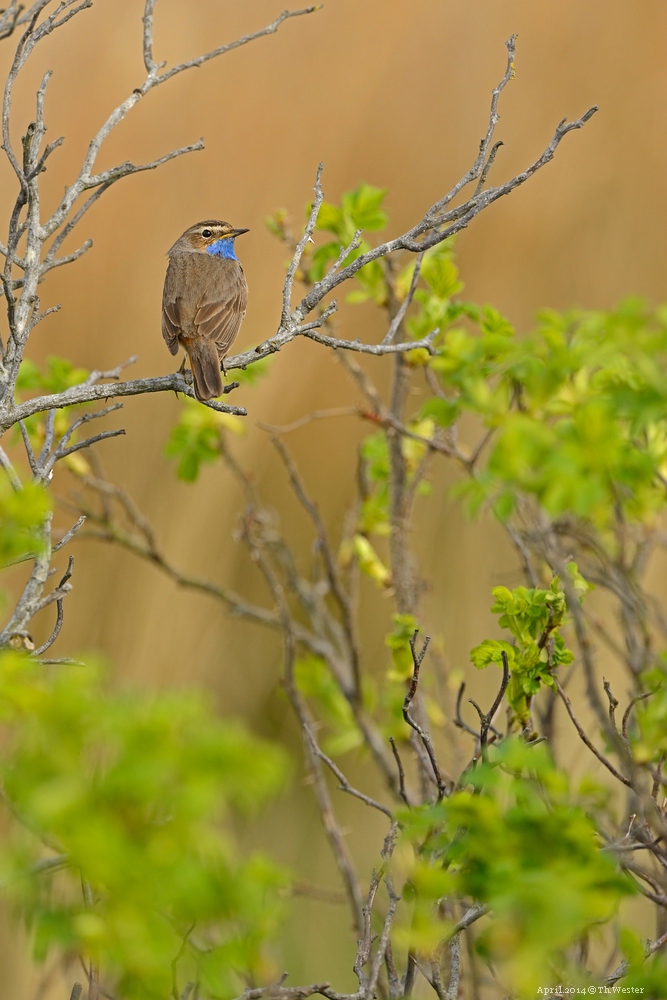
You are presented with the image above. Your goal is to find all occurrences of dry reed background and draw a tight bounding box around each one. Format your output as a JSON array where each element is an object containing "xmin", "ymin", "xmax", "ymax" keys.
[{"xmin": 1, "ymin": 0, "xmax": 666, "ymax": 993}]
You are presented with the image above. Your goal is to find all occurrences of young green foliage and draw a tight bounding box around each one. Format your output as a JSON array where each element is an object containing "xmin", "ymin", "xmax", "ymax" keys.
[
  {"xmin": 165, "ymin": 398, "xmax": 245, "ymax": 481},
  {"xmin": 294, "ymin": 655, "xmax": 362, "ymax": 755},
  {"xmin": 165, "ymin": 361, "xmax": 269, "ymax": 481},
  {"xmin": 385, "ymin": 613, "xmax": 419, "ymax": 682},
  {"xmin": 16, "ymin": 357, "xmax": 93, "ymax": 469},
  {"xmin": 442, "ymin": 300, "xmax": 667, "ymax": 527},
  {"xmin": 17, "ymin": 356, "xmax": 90, "ymax": 396},
  {"xmin": 627, "ymin": 660, "xmax": 667, "ymax": 763},
  {"xmin": 470, "ymin": 571, "xmax": 584, "ymax": 723},
  {"xmin": 307, "ymin": 182, "xmax": 389, "ymax": 300},
  {"xmin": 0, "ymin": 652, "xmax": 288, "ymax": 999},
  {"xmin": 399, "ymin": 740, "xmax": 633, "ymax": 996},
  {"xmin": 0, "ymin": 477, "xmax": 51, "ymax": 565}
]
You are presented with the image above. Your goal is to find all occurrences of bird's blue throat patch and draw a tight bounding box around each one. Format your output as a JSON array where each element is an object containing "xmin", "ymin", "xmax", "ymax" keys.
[{"xmin": 206, "ymin": 238, "xmax": 239, "ymax": 261}]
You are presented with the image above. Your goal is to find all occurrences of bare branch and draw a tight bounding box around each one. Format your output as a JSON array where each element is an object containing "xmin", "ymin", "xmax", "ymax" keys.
[
  {"xmin": 603, "ymin": 677, "xmax": 620, "ymax": 733},
  {"xmin": 142, "ymin": 0, "xmax": 159, "ymax": 75},
  {"xmin": 229, "ymin": 324, "xmax": 440, "ymax": 374},
  {"xmin": 36, "ymin": 405, "xmax": 125, "ymax": 479},
  {"xmin": 63, "ymin": 476, "xmax": 285, "ymax": 633},
  {"xmin": 18, "ymin": 419, "xmax": 37, "ymax": 474},
  {"xmin": 555, "ymin": 678, "xmax": 632, "ymax": 788},
  {"xmin": 49, "ymin": 427, "xmax": 126, "ymax": 467},
  {"xmin": 454, "ymin": 681, "xmax": 501, "ymax": 741},
  {"xmin": 453, "ymin": 902, "xmax": 488, "ymax": 935},
  {"xmin": 5, "ymin": 371, "xmax": 246, "ymax": 431},
  {"xmin": 52, "ymin": 514, "xmax": 85, "ymax": 552},
  {"xmin": 152, "ymin": 7, "xmax": 322, "ymax": 89},
  {"xmin": 239, "ymin": 509, "xmax": 365, "ymax": 934},
  {"xmin": 301, "ymin": 325, "xmax": 440, "ymax": 357},
  {"xmin": 468, "ymin": 649, "xmax": 510, "ymax": 755},
  {"xmin": 303, "ymin": 723, "xmax": 394, "ymax": 820},
  {"xmin": 389, "ymin": 737, "xmax": 409, "ymax": 807},
  {"xmin": 268, "ymin": 433, "xmax": 361, "ymax": 698},
  {"xmin": 37, "ymin": 408, "xmax": 55, "ymax": 466},
  {"xmin": 403, "ymin": 631, "xmax": 448, "ymax": 801},
  {"xmin": 85, "ymin": 139, "xmax": 204, "ymax": 190},
  {"xmin": 0, "ymin": 443, "xmax": 22, "ymax": 489},
  {"xmin": 382, "ymin": 252, "xmax": 423, "ymax": 346},
  {"xmin": 288, "ymin": 102, "xmax": 598, "ymax": 328},
  {"xmin": 282, "ymin": 163, "xmax": 323, "ymax": 324},
  {"xmin": 622, "ymin": 689, "xmax": 656, "ymax": 740},
  {"xmin": 33, "ymin": 553, "xmax": 72, "ymax": 654}
]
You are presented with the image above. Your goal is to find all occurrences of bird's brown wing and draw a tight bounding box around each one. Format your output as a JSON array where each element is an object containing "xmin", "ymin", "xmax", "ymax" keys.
[
  {"xmin": 194, "ymin": 263, "xmax": 248, "ymax": 358},
  {"xmin": 161, "ymin": 260, "xmax": 183, "ymax": 356}
]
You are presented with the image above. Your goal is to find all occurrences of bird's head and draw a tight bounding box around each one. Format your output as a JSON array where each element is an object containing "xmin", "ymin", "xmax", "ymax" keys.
[{"xmin": 169, "ymin": 220, "xmax": 250, "ymax": 259}]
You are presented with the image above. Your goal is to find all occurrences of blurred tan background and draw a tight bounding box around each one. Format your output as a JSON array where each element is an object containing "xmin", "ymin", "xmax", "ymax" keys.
[{"xmin": 1, "ymin": 0, "xmax": 666, "ymax": 993}]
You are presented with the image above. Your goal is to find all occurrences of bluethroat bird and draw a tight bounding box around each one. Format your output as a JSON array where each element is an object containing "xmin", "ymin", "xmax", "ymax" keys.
[{"xmin": 162, "ymin": 220, "xmax": 249, "ymax": 400}]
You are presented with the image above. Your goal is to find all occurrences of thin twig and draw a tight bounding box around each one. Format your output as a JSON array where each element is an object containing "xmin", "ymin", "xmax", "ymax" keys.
[
  {"xmin": 622, "ymin": 690, "xmax": 656, "ymax": 740},
  {"xmin": 403, "ymin": 631, "xmax": 447, "ymax": 800},
  {"xmin": 555, "ymin": 679, "xmax": 632, "ymax": 788},
  {"xmin": 603, "ymin": 678, "xmax": 620, "ymax": 733},
  {"xmin": 389, "ymin": 737, "xmax": 409, "ymax": 807},
  {"xmin": 0, "ymin": 443, "xmax": 22, "ymax": 489},
  {"xmin": 268, "ymin": 433, "xmax": 361, "ymax": 698},
  {"xmin": 304, "ymin": 723, "xmax": 394, "ymax": 820},
  {"xmin": 468, "ymin": 650, "xmax": 510, "ymax": 756},
  {"xmin": 33, "ymin": 554, "xmax": 73, "ymax": 655},
  {"xmin": 382, "ymin": 253, "xmax": 423, "ymax": 346},
  {"xmin": 52, "ymin": 514, "xmax": 86, "ymax": 552}
]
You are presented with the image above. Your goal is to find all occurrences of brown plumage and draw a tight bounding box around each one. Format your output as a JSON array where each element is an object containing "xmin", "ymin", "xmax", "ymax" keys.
[{"xmin": 162, "ymin": 219, "xmax": 249, "ymax": 401}]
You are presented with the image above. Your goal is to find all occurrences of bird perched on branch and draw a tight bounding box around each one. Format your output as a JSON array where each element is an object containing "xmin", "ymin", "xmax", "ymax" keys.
[{"xmin": 162, "ymin": 220, "xmax": 249, "ymax": 401}]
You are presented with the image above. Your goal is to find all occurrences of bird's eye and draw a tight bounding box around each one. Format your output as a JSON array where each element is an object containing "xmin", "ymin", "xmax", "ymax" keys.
[{"xmin": 201, "ymin": 229, "xmax": 212, "ymax": 238}]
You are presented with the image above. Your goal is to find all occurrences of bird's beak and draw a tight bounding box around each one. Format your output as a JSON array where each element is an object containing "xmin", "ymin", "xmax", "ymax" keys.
[{"xmin": 232, "ymin": 227, "xmax": 250, "ymax": 237}]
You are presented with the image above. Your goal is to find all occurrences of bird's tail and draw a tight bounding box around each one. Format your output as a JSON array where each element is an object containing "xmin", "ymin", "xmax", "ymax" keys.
[{"xmin": 185, "ymin": 338, "xmax": 222, "ymax": 401}]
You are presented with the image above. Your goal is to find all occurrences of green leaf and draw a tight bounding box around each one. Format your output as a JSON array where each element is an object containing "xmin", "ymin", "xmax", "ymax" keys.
[
  {"xmin": 469, "ymin": 639, "xmax": 515, "ymax": 671},
  {"xmin": 0, "ymin": 479, "xmax": 51, "ymax": 564},
  {"xmin": 294, "ymin": 655, "xmax": 361, "ymax": 755},
  {"xmin": 399, "ymin": 738, "xmax": 633, "ymax": 996},
  {"xmin": 341, "ymin": 183, "xmax": 388, "ymax": 231},
  {"xmin": 385, "ymin": 613, "xmax": 419, "ymax": 681},
  {"xmin": 421, "ymin": 395, "xmax": 459, "ymax": 427},
  {"xmin": 420, "ymin": 246, "xmax": 463, "ymax": 299},
  {"xmin": 308, "ymin": 241, "xmax": 343, "ymax": 282},
  {"xmin": 165, "ymin": 400, "xmax": 245, "ymax": 482},
  {"xmin": 0, "ymin": 653, "xmax": 289, "ymax": 999},
  {"xmin": 17, "ymin": 356, "xmax": 89, "ymax": 397},
  {"xmin": 314, "ymin": 201, "xmax": 344, "ymax": 235}
]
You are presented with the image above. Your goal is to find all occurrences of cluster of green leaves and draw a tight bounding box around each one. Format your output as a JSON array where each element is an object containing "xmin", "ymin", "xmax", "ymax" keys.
[
  {"xmin": 470, "ymin": 568, "xmax": 588, "ymax": 722},
  {"xmin": 267, "ymin": 183, "xmax": 389, "ymax": 301},
  {"xmin": 17, "ymin": 356, "xmax": 92, "ymax": 474},
  {"xmin": 165, "ymin": 361, "xmax": 270, "ymax": 481},
  {"xmin": 432, "ymin": 299, "xmax": 667, "ymax": 528},
  {"xmin": 615, "ymin": 929, "xmax": 667, "ymax": 996},
  {"xmin": 338, "ymin": 417, "xmax": 435, "ymax": 595},
  {"xmin": 0, "ymin": 477, "xmax": 51, "ymax": 567},
  {"xmin": 17, "ymin": 356, "xmax": 90, "ymax": 397},
  {"xmin": 165, "ymin": 399, "xmax": 245, "ymax": 481},
  {"xmin": 0, "ymin": 652, "xmax": 288, "ymax": 999},
  {"xmin": 628, "ymin": 659, "xmax": 667, "ymax": 763},
  {"xmin": 400, "ymin": 739, "xmax": 633, "ymax": 996},
  {"xmin": 294, "ymin": 655, "xmax": 362, "ymax": 755}
]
